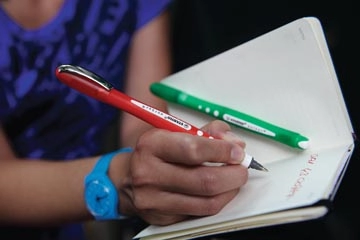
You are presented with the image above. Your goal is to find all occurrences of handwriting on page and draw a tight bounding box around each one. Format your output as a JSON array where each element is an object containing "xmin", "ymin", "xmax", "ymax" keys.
[{"xmin": 286, "ymin": 154, "xmax": 318, "ymax": 198}]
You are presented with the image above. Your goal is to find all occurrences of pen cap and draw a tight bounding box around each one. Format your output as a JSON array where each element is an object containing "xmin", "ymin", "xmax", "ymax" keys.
[
  {"xmin": 56, "ymin": 65, "xmax": 111, "ymax": 101},
  {"xmin": 150, "ymin": 83, "xmax": 180, "ymax": 103}
]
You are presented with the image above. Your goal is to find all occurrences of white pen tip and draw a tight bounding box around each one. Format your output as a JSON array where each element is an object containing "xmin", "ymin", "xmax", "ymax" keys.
[
  {"xmin": 298, "ymin": 140, "xmax": 310, "ymax": 149},
  {"xmin": 242, "ymin": 154, "xmax": 253, "ymax": 168}
]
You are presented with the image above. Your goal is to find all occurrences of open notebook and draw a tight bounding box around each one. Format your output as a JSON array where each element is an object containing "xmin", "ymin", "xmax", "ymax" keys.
[{"xmin": 134, "ymin": 17, "xmax": 355, "ymax": 240}]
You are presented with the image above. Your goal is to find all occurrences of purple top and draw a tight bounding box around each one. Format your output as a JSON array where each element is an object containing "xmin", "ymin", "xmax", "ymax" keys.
[
  {"xmin": 0, "ymin": 0, "xmax": 172, "ymax": 160},
  {"xmin": 0, "ymin": 1, "xmax": 172, "ymax": 238}
]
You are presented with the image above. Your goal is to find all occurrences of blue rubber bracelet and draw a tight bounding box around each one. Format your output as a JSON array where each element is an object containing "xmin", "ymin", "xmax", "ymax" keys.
[{"xmin": 84, "ymin": 147, "xmax": 133, "ymax": 220}]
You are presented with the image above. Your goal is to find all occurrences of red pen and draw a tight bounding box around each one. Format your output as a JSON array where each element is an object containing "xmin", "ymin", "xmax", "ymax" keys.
[{"xmin": 55, "ymin": 64, "xmax": 267, "ymax": 171}]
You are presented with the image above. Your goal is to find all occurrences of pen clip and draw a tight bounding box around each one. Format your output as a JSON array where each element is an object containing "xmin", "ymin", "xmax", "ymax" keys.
[{"xmin": 56, "ymin": 64, "xmax": 113, "ymax": 91}]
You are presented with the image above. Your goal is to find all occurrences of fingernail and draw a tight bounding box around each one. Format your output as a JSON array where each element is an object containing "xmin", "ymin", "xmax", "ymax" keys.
[{"xmin": 230, "ymin": 145, "xmax": 245, "ymax": 164}]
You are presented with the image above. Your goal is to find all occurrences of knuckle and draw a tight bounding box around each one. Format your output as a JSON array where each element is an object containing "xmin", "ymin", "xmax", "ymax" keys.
[
  {"xmin": 135, "ymin": 133, "xmax": 152, "ymax": 150},
  {"xmin": 133, "ymin": 196, "xmax": 151, "ymax": 211},
  {"xmin": 202, "ymin": 198, "xmax": 222, "ymax": 215},
  {"xmin": 132, "ymin": 190, "xmax": 156, "ymax": 212},
  {"xmin": 180, "ymin": 136, "xmax": 205, "ymax": 161},
  {"xmin": 130, "ymin": 158, "xmax": 155, "ymax": 187},
  {"xmin": 136, "ymin": 128, "xmax": 165, "ymax": 150},
  {"xmin": 198, "ymin": 171, "xmax": 220, "ymax": 195},
  {"xmin": 130, "ymin": 170, "xmax": 146, "ymax": 186}
]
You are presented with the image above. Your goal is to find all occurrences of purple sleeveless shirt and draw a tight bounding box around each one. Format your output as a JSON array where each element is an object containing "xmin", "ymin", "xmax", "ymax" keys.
[
  {"xmin": 0, "ymin": 0, "xmax": 172, "ymax": 160},
  {"xmin": 0, "ymin": 0, "xmax": 172, "ymax": 239}
]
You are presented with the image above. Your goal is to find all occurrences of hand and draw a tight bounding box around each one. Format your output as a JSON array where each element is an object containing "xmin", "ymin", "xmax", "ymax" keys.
[{"xmin": 118, "ymin": 120, "xmax": 249, "ymax": 225}]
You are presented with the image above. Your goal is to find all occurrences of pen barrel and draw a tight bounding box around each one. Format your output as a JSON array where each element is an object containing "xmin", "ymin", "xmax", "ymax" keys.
[
  {"xmin": 177, "ymin": 94, "xmax": 308, "ymax": 149},
  {"xmin": 107, "ymin": 90, "xmax": 212, "ymax": 138},
  {"xmin": 220, "ymin": 107, "xmax": 306, "ymax": 149}
]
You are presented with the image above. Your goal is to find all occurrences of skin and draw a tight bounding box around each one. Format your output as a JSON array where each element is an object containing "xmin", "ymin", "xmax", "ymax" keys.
[{"xmin": 0, "ymin": 0, "xmax": 249, "ymax": 227}]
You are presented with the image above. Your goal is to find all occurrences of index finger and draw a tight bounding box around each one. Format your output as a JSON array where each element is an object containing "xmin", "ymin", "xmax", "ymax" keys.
[{"xmin": 137, "ymin": 129, "xmax": 246, "ymax": 166}]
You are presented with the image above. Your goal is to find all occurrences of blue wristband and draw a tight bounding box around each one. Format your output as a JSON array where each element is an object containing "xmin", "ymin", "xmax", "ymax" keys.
[{"xmin": 84, "ymin": 147, "xmax": 133, "ymax": 220}]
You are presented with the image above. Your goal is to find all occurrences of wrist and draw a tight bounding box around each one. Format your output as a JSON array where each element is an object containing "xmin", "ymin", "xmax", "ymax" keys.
[{"xmin": 108, "ymin": 147, "xmax": 133, "ymax": 189}]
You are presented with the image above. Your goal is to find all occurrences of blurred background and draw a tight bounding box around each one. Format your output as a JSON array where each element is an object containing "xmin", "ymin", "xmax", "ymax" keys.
[{"xmin": 171, "ymin": 0, "xmax": 356, "ymax": 128}]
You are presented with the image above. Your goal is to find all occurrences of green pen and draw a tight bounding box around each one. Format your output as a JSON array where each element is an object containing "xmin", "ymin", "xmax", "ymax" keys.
[{"xmin": 150, "ymin": 82, "xmax": 310, "ymax": 150}]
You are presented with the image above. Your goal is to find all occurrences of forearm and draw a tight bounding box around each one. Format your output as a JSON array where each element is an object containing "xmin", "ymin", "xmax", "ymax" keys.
[
  {"xmin": 119, "ymin": 10, "xmax": 172, "ymax": 147},
  {"xmin": 0, "ymin": 157, "xmax": 97, "ymax": 226}
]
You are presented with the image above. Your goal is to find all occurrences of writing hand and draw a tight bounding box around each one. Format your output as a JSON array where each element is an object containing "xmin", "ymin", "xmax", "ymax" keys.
[{"xmin": 115, "ymin": 120, "xmax": 249, "ymax": 225}]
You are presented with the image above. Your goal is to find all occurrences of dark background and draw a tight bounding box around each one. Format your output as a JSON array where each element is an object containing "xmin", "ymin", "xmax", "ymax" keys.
[{"xmin": 169, "ymin": 1, "xmax": 358, "ymax": 239}]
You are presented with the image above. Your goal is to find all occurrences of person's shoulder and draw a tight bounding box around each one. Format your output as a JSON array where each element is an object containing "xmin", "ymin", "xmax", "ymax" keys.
[{"xmin": 134, "ymin": 0, "xmax": 173, "ymax": 29}]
